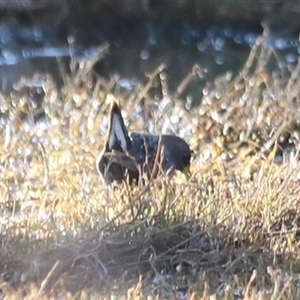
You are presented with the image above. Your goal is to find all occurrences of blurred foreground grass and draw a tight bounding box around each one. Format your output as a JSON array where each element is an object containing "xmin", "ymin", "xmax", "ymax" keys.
[{"xmin": 1, "ymin": 31, "xmax": 300, "ymax": 299}]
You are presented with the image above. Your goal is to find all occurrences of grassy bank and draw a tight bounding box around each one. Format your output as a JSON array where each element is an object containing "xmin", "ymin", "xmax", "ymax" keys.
[{"xmin": 1, "ymin": 31, "xmax": 300, "ymax": 299}]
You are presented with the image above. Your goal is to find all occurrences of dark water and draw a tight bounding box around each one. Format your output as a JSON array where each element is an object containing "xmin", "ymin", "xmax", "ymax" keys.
[{"xmin": 0, "ymin": 17, "xmax": 299, "ymax": 103}]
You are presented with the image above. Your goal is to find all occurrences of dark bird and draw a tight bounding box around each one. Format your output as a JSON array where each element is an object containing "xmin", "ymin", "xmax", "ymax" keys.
[{"xmin": 97, "ymin": 101, "xmax": 192, "ymax": 185}]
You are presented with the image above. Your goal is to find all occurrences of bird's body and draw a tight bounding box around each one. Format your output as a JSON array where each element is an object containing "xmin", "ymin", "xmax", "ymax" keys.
[{"xmin": 97, "ymin": 102, "xmax": 192, "ymax": 185}]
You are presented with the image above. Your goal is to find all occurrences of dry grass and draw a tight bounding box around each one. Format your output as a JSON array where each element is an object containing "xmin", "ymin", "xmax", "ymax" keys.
[{"xmin": 1, "ymin": 30, "xmax": 300, "ymax": 299}]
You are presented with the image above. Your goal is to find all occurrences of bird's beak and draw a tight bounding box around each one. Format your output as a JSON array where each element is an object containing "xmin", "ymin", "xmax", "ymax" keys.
[{"xmin": 182, "ymin": 165, "xmax": 191, "ymax": 180}]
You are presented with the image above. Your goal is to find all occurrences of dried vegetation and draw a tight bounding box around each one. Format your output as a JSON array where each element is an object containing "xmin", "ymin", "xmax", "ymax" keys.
[{"xmin": 1, "ymin": 31, "xmax": 300, "ymax": 299}]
